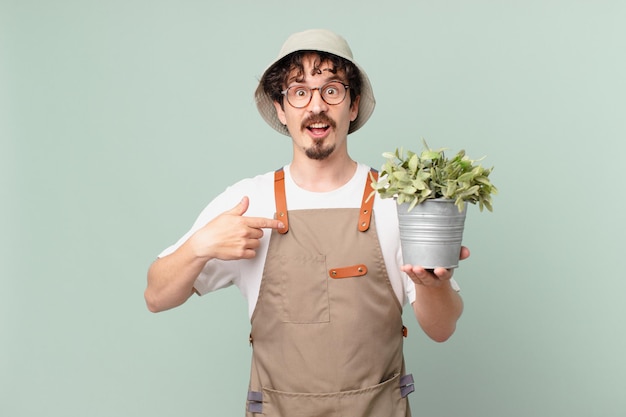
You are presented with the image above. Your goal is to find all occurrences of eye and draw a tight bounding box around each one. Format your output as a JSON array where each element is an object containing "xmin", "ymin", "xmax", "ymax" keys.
[
  {"xmin": 323, "ymin": 85, "xmax": 340, "ymax": 96},
  {"xmin": 291, "ymin": 87, "xmax": 309, "ymax": 98}
]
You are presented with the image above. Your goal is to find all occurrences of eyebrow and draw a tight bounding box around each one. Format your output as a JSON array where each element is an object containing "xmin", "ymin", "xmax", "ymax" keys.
[{"xmin": 286, "ymin": 75, "xmax": 346, "ymax": 87}]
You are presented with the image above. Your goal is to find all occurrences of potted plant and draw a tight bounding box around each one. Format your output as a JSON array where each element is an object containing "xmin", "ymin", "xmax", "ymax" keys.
[{"xmin": 370, "ymin": 140, "xmax": 498, "ymax": 269}]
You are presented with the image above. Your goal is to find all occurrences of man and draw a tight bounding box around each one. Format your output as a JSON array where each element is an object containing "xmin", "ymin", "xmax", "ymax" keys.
[{"xmin": 145, "ymin": 28, "xmax": 467, "ymax": 417}]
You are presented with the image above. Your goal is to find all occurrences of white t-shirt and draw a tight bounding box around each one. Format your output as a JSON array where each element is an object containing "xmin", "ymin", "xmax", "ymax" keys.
[{"xmin": 159, "ymin": 163, "xmax": 458, "ymax": 319}]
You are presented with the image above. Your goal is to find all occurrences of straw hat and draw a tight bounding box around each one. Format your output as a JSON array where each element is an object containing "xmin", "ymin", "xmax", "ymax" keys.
[{"xmin": 254, "ymin": 29, "xmax": 376, "ymax": 136}]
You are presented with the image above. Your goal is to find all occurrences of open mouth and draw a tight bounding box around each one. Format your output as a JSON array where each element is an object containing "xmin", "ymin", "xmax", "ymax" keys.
[
  {"xmin": 306, "ymin": 122, "xmax": 330, "ymax": 136},
  {"xmin": 302, "ymin": 113, "xmax": 336, "ymax": 137}
]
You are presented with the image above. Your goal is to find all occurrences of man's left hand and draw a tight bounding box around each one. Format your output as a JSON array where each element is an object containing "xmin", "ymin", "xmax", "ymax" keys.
[{"xmin": 401, "ymin": 246, "xmax": 470, "ymax": 287}]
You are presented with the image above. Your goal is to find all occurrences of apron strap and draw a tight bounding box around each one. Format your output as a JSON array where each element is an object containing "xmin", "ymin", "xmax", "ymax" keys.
[
  {"xmin": 275, "ymin": 167, "xmax": 377, "ymax": 234},
  {"xmin": 358, "ymin": 169, "xmax": 378, "ymax": 232},
  {"xmin": 274, "ymin": 169, "xmax": 289, "ymax": 234}
]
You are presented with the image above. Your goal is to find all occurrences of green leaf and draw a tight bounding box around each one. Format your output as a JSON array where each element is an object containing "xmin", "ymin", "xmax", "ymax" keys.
[
  {"xmin": 445, "ymin": 181, "xmax": 457, "ymax": 197},
  {"xmin": 408, "ymin": 153, "xmax": 419, "ymax": 173},
  {"xmin": 421, "ymin": 150, "xmax": 441, "ymax": 160},
  {"xmin": 456, "ymin": 172, "xmax": 475, "ymax": 183},
  {"xmin": 392, "ymin": 171, "xmax": 407, "ymax": 181}
]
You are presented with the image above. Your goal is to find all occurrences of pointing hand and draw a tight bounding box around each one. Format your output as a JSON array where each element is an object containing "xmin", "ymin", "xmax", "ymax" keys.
[{"xmin": 189, "ymin": 197, "xmax": 284, "ymax": 260}]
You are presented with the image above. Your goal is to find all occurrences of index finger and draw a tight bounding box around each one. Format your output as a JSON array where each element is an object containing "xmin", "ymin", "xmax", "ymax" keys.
[{"xmin": 244, "ymin": 216, "xmax": 285, "ymax": 230}]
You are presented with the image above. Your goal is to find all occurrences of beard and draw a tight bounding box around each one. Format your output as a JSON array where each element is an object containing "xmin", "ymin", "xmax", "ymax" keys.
[
  {"xmin": 301, "ymin": 113, "xmax": 337, "ymax": 160},
  {"xmin": 305, "ymin": 141, "xmax": 336, "ymax": 160}
]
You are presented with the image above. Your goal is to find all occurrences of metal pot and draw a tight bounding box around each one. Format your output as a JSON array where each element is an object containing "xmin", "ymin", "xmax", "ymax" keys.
[{"xmin": 396, "ymin": 199, "xmax": 467, "ymax": 269}]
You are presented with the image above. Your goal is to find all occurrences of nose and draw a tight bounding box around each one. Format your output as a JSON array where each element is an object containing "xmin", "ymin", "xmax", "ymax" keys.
[{"xmin": 308, "ymin": 88, "xmax": 329, "ymax": 114}]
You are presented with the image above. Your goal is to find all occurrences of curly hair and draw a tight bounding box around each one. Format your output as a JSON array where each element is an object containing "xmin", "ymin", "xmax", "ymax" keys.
[{"xmin": 262, "ymin": 51, "xmax": 362, "ymax": 109}]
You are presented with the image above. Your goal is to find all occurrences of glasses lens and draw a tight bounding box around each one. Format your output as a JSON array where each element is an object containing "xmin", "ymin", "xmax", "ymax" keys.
[
  {"xmin": 321, "ymin": 82, "xmax": 347, "ymax": 105},
  {"xmin": 287, "ymin": 86, "xmax": 310, "ymax": 108}
]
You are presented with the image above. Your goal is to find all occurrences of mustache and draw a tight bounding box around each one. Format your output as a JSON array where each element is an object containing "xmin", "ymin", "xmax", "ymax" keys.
[{"xmin": 301, "ymin": 113, "xmax": 336, "ymax": 130}]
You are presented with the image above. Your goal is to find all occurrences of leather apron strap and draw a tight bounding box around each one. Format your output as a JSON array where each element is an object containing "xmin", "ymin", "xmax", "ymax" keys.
[
  {"xmin": 358, "ymin": 169, "xmax": 377, "ymax": 232},
  {"xmin": 274, "ymin": 168, "xmax": 289, "ymax": 234},
  {"xmin": 274, "ymin": 168, "xmax": 378, "ymax": 234}
]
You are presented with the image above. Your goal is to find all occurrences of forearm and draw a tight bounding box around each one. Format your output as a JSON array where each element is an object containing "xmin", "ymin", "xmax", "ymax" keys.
[
  {"xmin": 144, "ymin": 240, "xmax": 209, "ymax": 313},
  {"xmin": 412, "ymin": 282, "xmax": 463, "ymax": 342}
]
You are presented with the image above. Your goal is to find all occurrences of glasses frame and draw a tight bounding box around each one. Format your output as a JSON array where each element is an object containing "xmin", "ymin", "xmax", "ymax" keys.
[{"xmin": 281, "ymin": 81, "xmax": 350, "ymax": 109}]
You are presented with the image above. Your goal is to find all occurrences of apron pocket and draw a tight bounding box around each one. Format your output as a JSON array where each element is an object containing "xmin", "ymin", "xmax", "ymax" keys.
[
  {"xmin": 259, "ymin": 373, "xmax": 405, "ymax": 417},
  {"xmin": 273, "ymin": 253, "xmax": 330, "ymax": 324}
]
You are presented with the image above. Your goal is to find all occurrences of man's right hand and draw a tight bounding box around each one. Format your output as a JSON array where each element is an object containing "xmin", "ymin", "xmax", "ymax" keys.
[{"xmin": 189, "ymin": 196, "xmax": 284, "ymax": 261}]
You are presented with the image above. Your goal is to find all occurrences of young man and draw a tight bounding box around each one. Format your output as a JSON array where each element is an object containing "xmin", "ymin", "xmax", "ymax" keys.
[{"xmin": 145, "ymin": 29, "xmax": 467, "ymax": 417}]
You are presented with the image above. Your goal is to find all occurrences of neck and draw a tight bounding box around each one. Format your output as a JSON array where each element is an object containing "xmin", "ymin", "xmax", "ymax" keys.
[{"xmin": 289, "ymin": 154, "xmax": 358, "ymax": 192}]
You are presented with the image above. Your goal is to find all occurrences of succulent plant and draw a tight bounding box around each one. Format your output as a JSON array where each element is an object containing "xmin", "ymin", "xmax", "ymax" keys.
[{"xmin": 371, "ymin": 140, "xmax": 498, "ymax": 212}]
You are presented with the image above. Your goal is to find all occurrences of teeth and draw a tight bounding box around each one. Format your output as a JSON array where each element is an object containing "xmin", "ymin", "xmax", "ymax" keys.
[{"xmin": 309, "ymin": 123, "xmax": 328, "ymax": 129}]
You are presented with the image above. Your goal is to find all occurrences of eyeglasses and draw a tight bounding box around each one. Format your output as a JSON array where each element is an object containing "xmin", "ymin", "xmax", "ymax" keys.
[{"xmin": 281, "ymin": 81, "xmax": 350, "ymax": 108}]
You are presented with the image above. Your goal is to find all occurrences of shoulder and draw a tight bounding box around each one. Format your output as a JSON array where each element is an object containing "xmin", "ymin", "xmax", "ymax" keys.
[
  {"xmin": 214, "ymin": 170, "xmax": 277, "ymax": 209},
  {"xmin": 224, "ymin": 170, "xmax": 276, "ymax": 194},
  {"xmin": 373, "ymin": 191, "xmax": 398, "ymax": 217},
  {"xmin": 184, "ymin": 169, "xmax": 279, "ymax": 232}
]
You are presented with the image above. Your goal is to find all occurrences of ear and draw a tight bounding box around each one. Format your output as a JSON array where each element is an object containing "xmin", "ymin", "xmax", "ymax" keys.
[
  {"xmin": 273, "ymin": 101, "xmax": 287, "ymax": 125},
  {"xmin": 350, "ymin": 95, "xmax": 361, "ymax": 122}
]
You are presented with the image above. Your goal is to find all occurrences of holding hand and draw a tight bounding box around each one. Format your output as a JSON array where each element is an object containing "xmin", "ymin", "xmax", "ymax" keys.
[{"xmin": 401, "ymin": 246, "xmax": 470, "ymax": 287}]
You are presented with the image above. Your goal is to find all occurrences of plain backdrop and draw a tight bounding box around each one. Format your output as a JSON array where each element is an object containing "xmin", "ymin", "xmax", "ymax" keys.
[{"xmin": 2, "ymin": 1, "xmax": 625, "ymax": 416}]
